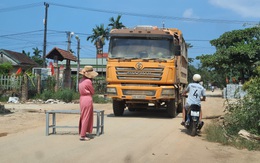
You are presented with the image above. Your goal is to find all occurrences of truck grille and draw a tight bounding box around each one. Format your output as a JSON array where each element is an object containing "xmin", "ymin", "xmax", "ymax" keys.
[
  {"xmin": 116, "ymin": 67, "xmax": 163, "ymax": 81},
  {"xmin": 122, "ymin": 90, "xmax": 156, "ymax": 96}
]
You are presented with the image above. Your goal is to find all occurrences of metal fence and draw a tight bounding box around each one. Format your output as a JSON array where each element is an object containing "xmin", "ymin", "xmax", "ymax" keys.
[{"xmin": 223, "ymin": 84, "xmax": 247, "ymax": 99}]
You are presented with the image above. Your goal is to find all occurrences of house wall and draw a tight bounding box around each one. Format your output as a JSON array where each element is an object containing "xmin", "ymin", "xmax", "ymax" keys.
[{"xmin": 0, "ymin": 53, "xmax": 18, "ymax": 65}]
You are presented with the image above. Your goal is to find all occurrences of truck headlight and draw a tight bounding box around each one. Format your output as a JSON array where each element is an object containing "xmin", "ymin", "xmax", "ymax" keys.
[
  {"xmin": 107, "ymin": 87, "xmax": 117, "ymax": 95},
  {"xmin": 161, "ymin": 89, "xmax": 175, "ymax": 96}
]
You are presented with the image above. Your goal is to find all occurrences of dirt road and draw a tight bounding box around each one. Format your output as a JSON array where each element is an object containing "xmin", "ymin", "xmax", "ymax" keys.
[{"xmin": 0, "ymin": 90, "xmax": 259, "ymax": 163}]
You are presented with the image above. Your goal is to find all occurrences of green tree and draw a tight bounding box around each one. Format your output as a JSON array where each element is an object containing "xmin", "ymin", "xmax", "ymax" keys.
[
  {"xmin": 32, "ymin": 47, "xmax": 44, "ymax": 66},
  {"xmin": 197, "ymin": 27, "xmax": 260, "ymax": 84},
  {"xmin": 87, "ymin": 24, "xmax": 110, "ymax": 49},
  {"xmin": 22, "ymin": 48, "xmax": 44, "ymax": 66},
  {"xmin": 22, "ymin": 50, "xmax": 30, "ymax": 57},
  {"xmin": 0, "ymin": 62, "xmax": 13, "ymax": 75},
  {"xmin": 108, "ymin": 15, "xmax": 125, "ymax": 29}
]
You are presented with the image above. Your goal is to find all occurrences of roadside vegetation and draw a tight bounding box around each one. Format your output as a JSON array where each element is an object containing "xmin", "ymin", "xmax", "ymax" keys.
[
  {"xmin": 33, "ymin": 76, "xmax": 110, "ymax": 104},
  {"xmin": 202, "ymin": 26, "xmax": 260, "ymax": 151},
  {"xmin": 38, "ymin": 88, "xmax": 109, "ymax": 104},
  {"xmin": 205, "ymin": 91, "xmax": 260, "ymax": 151}
]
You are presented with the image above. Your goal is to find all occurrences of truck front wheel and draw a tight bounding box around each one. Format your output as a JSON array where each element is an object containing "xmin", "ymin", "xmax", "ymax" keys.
[
  {"xmin": 166, "ymin": 100, "xmax": 177, "ymax": 118},
  {"xmin": 113, "ymin": 100, "xmax": 125, "ymax": 116}
]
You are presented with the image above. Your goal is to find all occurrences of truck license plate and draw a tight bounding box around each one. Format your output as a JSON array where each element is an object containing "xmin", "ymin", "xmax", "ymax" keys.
[{"xmin": 132, "ymin": 95, "xmax": 146, "ymax": 99}]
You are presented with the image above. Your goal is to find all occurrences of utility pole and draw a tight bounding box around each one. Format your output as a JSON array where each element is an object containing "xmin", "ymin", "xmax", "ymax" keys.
[
  {"xmin": 43, "ymin": 2, "xmax": 49, "ymax": 68},
  {"xmin": 63, "ymin": 31, "xmax": 74, "ymax": 89},
  {"xmin": 75, "ymin": 35, "xmax": 80, "ymax": 92},
  {"xmin": 67, "ymin": 31, "xmax": 74, "ymax": 52}
]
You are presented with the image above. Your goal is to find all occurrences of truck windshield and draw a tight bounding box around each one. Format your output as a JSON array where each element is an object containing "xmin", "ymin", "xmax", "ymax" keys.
[{"xmin": 108, "ymin": 38, "xmax": 173, "ymax": 59}]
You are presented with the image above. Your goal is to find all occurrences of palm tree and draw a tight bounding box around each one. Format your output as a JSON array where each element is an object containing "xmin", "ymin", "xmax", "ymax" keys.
[
  {"xmin": 22, "ymin": 50, "xmax": 30, "ymax": 57},
  {"xmin": 87, "ymin": 24, "xmax": 110, "ymax": 48},
  {"xmin": 87, "ymin": 24, "xmax": 110, "ymax": 74},
  {"xmin": 108, "ymin": 15, "xmax": 125, "ymax": 29},
  {"xmin": 32, "ymin": 47, "xmax": 44, "ymax": 66}
]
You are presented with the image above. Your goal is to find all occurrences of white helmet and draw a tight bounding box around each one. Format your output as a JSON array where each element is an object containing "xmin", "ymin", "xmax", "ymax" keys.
[{"xmin": 193, "ymin": 74, "xmax": 201, "ymax": 82}]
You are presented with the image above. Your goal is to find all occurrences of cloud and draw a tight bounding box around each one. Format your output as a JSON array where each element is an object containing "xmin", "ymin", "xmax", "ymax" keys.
[
  {"xmin": 209, "ymin": 0, "xmax": 260, "ymax": 18},
  {"xmin": 183, "ymin": 8, "xmax": 199, "ymax": 19}
]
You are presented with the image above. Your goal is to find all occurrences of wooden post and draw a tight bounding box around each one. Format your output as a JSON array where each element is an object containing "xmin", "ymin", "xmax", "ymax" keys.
[
  {"xmin": 21, "ymin": 74, "xmax": 28, "ymax": 102},
  {"xmin": 37, "ymin": 74, "xmax": 41, "ymax": 94}
]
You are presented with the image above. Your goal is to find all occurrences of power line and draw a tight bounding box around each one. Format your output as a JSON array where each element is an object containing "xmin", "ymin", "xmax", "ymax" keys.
[
  {"xmin": 0, "ymin": 2, "xmax": 42, "ymax": 13},
  {"xmin": 186, "ymin": 39, "xmax": 211, "ymax": 42},
  {"xmin": 0, "ymin": 29, "xmax": 217, "ymax": 47},
  {"xmin": 0, "ymin": 30, "xmax": 43, "ymax": 37},
  {"xmin": 49, "ymin": 2, "xmax": 259, "ymax": 25}
]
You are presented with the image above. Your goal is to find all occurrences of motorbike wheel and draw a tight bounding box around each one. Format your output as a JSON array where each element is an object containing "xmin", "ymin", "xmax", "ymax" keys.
[{"xmin": 190, "ymin": 121, "xmax": 197, "ymax": 136}]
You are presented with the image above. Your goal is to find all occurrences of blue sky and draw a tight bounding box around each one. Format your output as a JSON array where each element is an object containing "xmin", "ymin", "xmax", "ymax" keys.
[{"xmin": 0, "ymin": 0, "xmax": 259, "ymax": 64}]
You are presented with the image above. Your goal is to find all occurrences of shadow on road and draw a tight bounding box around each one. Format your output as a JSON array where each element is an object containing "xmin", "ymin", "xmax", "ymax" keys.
[{"xmin": 107, "ymin": 109, "xmax": 180, "ymax": 119}]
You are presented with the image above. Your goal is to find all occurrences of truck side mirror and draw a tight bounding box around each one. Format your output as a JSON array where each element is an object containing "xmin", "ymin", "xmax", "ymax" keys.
[{"xmin": 173, "ymin": 45, "xmax": 181, "ymax": 56}]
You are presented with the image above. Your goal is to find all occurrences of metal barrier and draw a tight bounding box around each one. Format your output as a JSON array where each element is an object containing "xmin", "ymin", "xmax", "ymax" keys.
[{"xmin": 45, "ymin": 109, "xmax": 104, "ymax": 136}]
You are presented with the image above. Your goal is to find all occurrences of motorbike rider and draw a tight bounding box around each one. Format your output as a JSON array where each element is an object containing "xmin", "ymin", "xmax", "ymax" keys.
[{"xmin": 181, "ymin": 74, "xmax": 206, "ymax": 128}]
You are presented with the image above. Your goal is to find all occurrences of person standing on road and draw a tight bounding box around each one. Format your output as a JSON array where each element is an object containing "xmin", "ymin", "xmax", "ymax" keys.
[
  {"xmin": 78, "ymin": 66, "xmax": 98, "ymax": 141},
  {"xmin": 181, "ymin": 74, "xmax": 206, "ymax": 127}
]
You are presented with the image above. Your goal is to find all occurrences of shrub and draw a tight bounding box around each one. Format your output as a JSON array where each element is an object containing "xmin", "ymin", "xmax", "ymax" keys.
[
  {"xmin": 93, "ymin": 94, "xmax": 110, "ymax": 103},
  {"xmin": 224, "ymin": 70, "xmax": 260, "ymax": 136},
  {"xmin": 206, "ymin": 66, "xmax": 260, "ymax": 150},
  {"xmin": 41, "ymin": 90, "xmax": 54, "ymax": 101},
  {"xmin": 55, "ymin": 89, "xmax": 73, "ymax": 103},
  {"xmin": 0, "ymin": 95, "xmax": 8, "ymax": 102},
  {"xmin": 38, "ymin": 89, "xmax": 108, "ymax": 104}
]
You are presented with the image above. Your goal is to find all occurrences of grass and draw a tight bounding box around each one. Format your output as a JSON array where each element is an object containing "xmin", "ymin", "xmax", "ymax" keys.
[
  {"xmin": 204, "ymin": 121, "xmax": 229, "ymax": 145},
  {"xmin": 204, "ymin": 121, "xmax": 260, "ymax": 151},
  {"xmin": 0, "ymin": 96, "xmax": 8, "ymax": 102}
]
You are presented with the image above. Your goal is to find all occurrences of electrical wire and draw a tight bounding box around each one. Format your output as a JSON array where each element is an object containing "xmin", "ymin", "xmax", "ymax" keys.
[
  {"xmin": 48, "ymin": 2, "xmax": 259, "ymax": 25},
  {"xmin": 0, "ymin": 2, "xmax": 42, "ymax": 13},
  {"xmin": 1, "ymin": 2, "xmax": 256, "ymax": 57},
  {"xmin": 1, "ymin": 2, "xmax": 257, "ymax": 24}
]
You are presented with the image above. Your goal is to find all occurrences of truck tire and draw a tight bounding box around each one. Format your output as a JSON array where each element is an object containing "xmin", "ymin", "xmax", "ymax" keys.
[
  {"xmin": 167, "ymin": 100, "xmax": 177, "ymax": 118},
  {"xmin": 177, "ymin": 96, "xmax": 184, "ymax": 113},
  {"xmin": 128, "ymin": 107, "xmax": 136, "ymax": 112},
  {"xmin": 113, "ymin": 100, "xmax": 125, "ymax": 116}
]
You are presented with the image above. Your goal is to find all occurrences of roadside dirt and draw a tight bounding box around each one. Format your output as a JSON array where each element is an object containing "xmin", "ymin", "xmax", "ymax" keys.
[{"xmin": 0, "ymin": 89, "xmax": 259, "ymax": 163}]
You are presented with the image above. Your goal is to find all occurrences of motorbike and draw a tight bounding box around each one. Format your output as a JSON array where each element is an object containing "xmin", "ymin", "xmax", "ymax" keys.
[
  {"xmin": 211, "ymin": 86, "xmax": 215, "ymax": 92},
  {"xmin": 185, "ymin": 104, "xmax": 203, "ymax": 136}
]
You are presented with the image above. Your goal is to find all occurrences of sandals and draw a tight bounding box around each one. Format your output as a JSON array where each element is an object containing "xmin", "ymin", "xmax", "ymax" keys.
[{"xmin": 79, "ymin": 137, "xmax": 90, "ymax": 141}]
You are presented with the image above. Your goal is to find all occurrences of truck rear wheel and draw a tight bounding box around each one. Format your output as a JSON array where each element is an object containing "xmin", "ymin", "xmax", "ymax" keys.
[
  {"xmin": 177, "ymin": 96, "xmax": 185, "ymax": 113},
  {"xmin": 113, "ymin": 100, "xmax": 125, "ymax": 116},
  {"xmin": 167, "ymin": 100, "xmax": 177, "ymax": 118}
]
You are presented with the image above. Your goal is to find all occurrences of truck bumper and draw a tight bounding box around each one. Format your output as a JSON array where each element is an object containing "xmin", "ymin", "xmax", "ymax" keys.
[{"xmin": 106, "ymin": 84, "xmax": 179, "ymax": 101}]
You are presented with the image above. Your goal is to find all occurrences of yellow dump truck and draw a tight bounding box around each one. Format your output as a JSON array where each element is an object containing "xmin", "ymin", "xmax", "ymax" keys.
[{"xmin": 106, "ymin": 25, "xmax": 188, "ymax": 118}]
